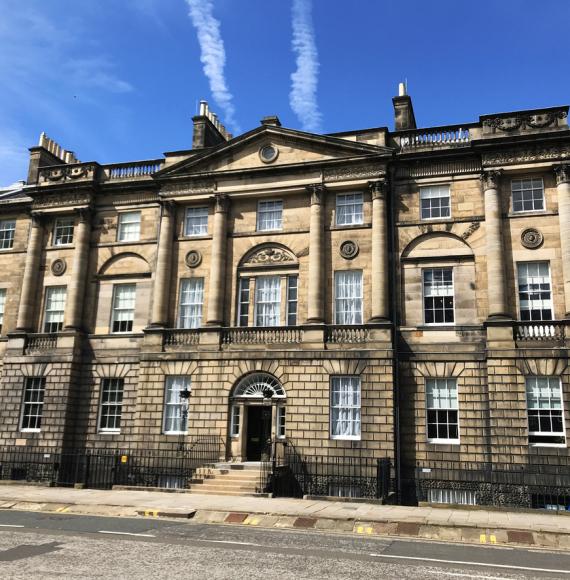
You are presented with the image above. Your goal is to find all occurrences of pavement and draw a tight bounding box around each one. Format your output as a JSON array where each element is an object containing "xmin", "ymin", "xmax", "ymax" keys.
[{"xmin": 0, "ymin": 482, "xmax": 570, "ymax": 551}]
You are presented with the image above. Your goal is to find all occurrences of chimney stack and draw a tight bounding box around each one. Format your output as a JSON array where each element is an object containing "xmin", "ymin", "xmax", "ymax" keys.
[
  {"xmin": 192, "ymin": 100, "xmax": 232, "ymax": 149},
  {"xmin": 392, "ymin": 82, "xmax": 417, "ymax": 131},
  {"xmin": 27, "ymin": 133, "xmax": 79, "ymax": 184}
]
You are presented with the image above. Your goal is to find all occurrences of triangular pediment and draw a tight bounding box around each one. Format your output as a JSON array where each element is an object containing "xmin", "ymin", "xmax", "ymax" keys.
[{"xmin": 156, "ymin": 125, "xmax": 392, "ymax": 178}]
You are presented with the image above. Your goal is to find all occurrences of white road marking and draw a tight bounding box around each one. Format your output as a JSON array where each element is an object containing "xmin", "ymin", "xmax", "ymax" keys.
[
  {"xmin": 0, "ymin": 524, "xmax": 25, "ymax": 528},
  {"xmin": 203, "ymin": 539, "xmax": 263, "ymax": 547},
  {"xmin": 368, "ymin": 553, "xmax": 570, "ymax": 575},
  {"xmin": 98, "ymin": 530, "xmax": 156, "ymax": 538},
  {"xmin": 424, "ymin": 571, "xmax": 517, "ymax": 580}
]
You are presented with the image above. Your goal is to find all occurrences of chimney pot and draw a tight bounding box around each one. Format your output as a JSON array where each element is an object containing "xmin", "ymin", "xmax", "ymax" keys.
[{"xmin": 261, "ymin": 115, "xmax": 282, "ymax": 127}]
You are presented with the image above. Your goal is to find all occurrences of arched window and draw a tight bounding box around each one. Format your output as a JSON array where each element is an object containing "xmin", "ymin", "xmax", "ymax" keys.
[
  {"xmin": 236, "ymin": 244, "xmax": 299, "ymax": 327},
  {"xmin": 232, "ymin": 373, "xmax": 286, "ymax": 399}
]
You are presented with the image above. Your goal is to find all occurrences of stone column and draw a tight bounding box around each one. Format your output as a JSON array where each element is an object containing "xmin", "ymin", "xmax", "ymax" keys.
[
  {"xmin": 307, "ymin": 184, "xmax": 326, "ymax": 324},
  {"xmin": 206, "ymin": 194, "xmax": 229, "ymax": 326},
  {"xmin": 481, "ymin": 170, "xmax": 509, "ymax": 319},
  {"xmin": 369, "ymin": 180, "xmax": 389, "ymax": 322},
  {"xmin": 555, "ymin": 164, "xmax": 570, "ymax": 316},
  {"xmin": 16, "ymin": 212, "xmax": 45, "ymax": 331},
  {"xmin": 63, "ymin": 208, "xmax": 92, "ymax": 331},
  {"xmin": 150, "ymin": 201, "xmax": 176, "ymax": 327}
]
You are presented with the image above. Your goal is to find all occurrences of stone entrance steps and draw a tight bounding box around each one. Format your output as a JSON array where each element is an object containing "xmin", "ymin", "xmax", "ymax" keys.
[{"xmin": 189, "ymin": 463, "xmax": 265, "ymax": 496}]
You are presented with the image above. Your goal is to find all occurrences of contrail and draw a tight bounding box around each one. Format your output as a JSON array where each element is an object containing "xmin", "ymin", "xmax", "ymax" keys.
[
  {"xmin": 186, "ymin": 0, "xmax": 239, "ymax": 133},
  {"xmin": 290, "ymin": 0, "xmax": 322, "ymax": 133}
]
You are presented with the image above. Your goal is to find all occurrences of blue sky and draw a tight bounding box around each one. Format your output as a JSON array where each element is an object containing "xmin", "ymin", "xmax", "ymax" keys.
[{"xmin": 1, "ymin": 0, "xmax": 568, "ymax": 185}]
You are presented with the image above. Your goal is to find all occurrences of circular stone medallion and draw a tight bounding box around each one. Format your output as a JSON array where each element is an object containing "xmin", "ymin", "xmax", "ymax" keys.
[
  {"xmin": 339, "ymin": 240, "xmax": 359, "ymax": 260},
  {"xmin": 521, "ymin": 228, "xmax": 544, "ymax": 249},
  {"xmin": 51, "ymin": 258, "xmax": 67, "ymax": 276},
  {"xmin": 185, "ymin": 250, "xmax": 202, "ymax": 268}
]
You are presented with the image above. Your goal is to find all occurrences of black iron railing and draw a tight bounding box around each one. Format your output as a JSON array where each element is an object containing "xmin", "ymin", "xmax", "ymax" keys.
[
  {"xmin": 0, "ymin": 436, "xmax": 224, "ymax": 491},
  {"xmin": 258, "ymin": 440, "xmax": 393, "ymax": 501}
]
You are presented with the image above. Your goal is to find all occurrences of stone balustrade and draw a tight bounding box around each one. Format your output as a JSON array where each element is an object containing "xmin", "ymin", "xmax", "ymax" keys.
[
  {"xmin": 221, "ymin": 327, "xmax": 303, "ymax": 346},
  {"xmin": 25, "ymin": 333, "xmax": 58, "ymax": 354},
  {"xmin": 397, "ymin": 125, "xmax": 472, "ymax": 151},
  {"xmin": 513, "ymin": 321, "xmax": 566, "ymax": 342},
  {"xmin": 164, "ymin": 329, "xmax": 201, "ymax": 348},
  {"xmin": 104, "ymin": 160, "xmax": 164, "ymax": 180},
  {"xmin": 325, "ymin": 325, "xmax": 370, "ymax": 344}
]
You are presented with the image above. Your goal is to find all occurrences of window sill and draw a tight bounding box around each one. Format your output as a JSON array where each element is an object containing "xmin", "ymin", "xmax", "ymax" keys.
[
  {"xmin": 163, "ymin": 432, "xmax": 188, "ymax": 436},
  {"xmin": 427, "ymin": 439, "xmax": 460, "ymax": 445},
  {"xmin": 419, "ymin": 216, "xmax": 452, "ymax": 222},
  {"xmin": 528, "ymin": 442, "xmax": 566, "ymax": 448},
  {"xmin": 20, "ymin": 428, "xmax": 41, "ymax": 433},
  {"xmin": 508, "ymin": 210, "xmax": 551, "ymax": 218},
  {"xmin": 180, "ymin": 234, "xmax": 211, "ymax": 240},
  {"xmin": 330, "ymin": 436, "xmax": 361, "ymax": 441},
  {"xmin": 98, "ymin": 430, "xmax": 121, "ymax": 435}
]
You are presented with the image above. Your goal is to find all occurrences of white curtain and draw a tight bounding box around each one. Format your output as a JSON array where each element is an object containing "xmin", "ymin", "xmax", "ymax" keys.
[
  {"xmin": 179, "ymin": 278, "xmax": 204, "ymax": 328},
  {"xmin": 331, "ymin": 377, "xmax": 361, "ymax": 438},
  {"xmin": 335, "ymin": 271, "xmax": 362, "ymax": 324},
  {"xmin": 255, "ymin": 276, "xmax": 281, "ymax": 326}
]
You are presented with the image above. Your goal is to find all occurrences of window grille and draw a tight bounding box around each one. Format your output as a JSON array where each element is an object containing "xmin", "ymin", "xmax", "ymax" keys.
[
  {"xmin": 178, "ymin": 278, "xmax": 204, "ymax": 328},
  {"xmin": 257, "ymin": 200, "xmax": 283, "ymax": 231},
  {"xmin": 185, "ymin": 207, "xmax": 209, "ymax": 236},
  {"xmin": 0, "ymin": 220, "xmax": 15, "ymax": 250},
  {"xmin": 512, "ymin": 178, "xmax": 544, "ymax": 213},
  {"xmin": 426, "ymin": 378, "xmax": 459, "ymax": 442},
  {"xmin": 518, "ymin": 262, "xmax": 552, "ymax": 321},
  {"xmin": 99, "ymin": 378, "xmax": 124, "ymax": 432},
  {"xmin": 330, "ymin": 376, "xmax": 361, "ymax": 440},
  {"xmin": 117, "ymin": 211, "xmax": 141, "ymax": 242},
  {"xmin": 526, "ymin": 377, "xmax": 565, "ymax": 445},
  {"xmin": 111, "ymin": 284, "xmax": 136, "ymax": 333},
  {"xmin": 53, "ymin": 218, "xmax": 74, "ymax": 246},
  {"xmin": 21, "ymin": 377, "xmax": 46, "ymax": 431},
  {"xmin": 420, "ymin": 185, "xmax": 451, "ymax": 220},
  {"xmin": 163, "ymin": 376, "xmax": 190, "ymax": 434},
  {"xmin": 334, "ymin": 271, "xmax": 363, "ymax": 325},
  {"xmin": 336, "ymin": 193, "xmax": 363, "ymax": 226},
  {"xmin": 254, "ymin": 276, "xmax": 281, "ymax": 326},
  {"xmin": 423, "ymin": 268, "xmax": 454, "ymax": 324},
  {"xmin": 43, "ymin": 286, "xmax": 66, "ymax": 333}
]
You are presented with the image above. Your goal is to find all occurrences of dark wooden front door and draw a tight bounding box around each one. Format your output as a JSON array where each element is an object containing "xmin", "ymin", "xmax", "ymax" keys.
[{"xmin": 246, "ymin": 406, "xmax": 271, "ymax": 461}]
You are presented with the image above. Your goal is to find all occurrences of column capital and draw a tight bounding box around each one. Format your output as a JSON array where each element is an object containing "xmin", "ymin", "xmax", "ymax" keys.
[
  {"xmin": 368, "ymin": 180, "xmax": 388, "ymax": 200},
  {"xmin": 160, "ymin": 199, "xmax": 177, "ymax": 216},
  {"xmin": 306, "ymin": 183, "xmax": 326, "ymax": 205},
  {"xmin": 75, "ymin": 207, "xmax": 93, "ymax": 224},
  {"xmin": 30, "ymin": 211, "xmax": 45, "ymax": 227},
  {"xmin": 480, "ymin": 170, "xmax": 503, "ymax": 191},
  {"xmin": 212, "ymin": 193, "xmax": 230, "ymax": 213},
  {"xmin": 555, "ymin": 164, "xmax": 570, "ymax": 186}
]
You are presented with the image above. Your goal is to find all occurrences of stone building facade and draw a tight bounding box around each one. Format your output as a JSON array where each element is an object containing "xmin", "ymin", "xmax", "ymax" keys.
[{"xmin": 1, "ymin": 91, "xmax": 570, "ymax": 507}]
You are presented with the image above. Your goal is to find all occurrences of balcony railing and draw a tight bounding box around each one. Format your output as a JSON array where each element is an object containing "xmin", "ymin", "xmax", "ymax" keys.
[
  {"xmin": 221, "ymin": 327, "xmax": 303, "ymax": 346},
  {"xmin": 25, "ymin": 333, "xmax": 57, "ymax": 354},
  {"xmin": 514, "ymin": 321, "xmax": 565, "ymax": 342},
  {"xmin": 164, "ymin": 329, "xmax": 201, "ymax": 347},
  {"xmin": 104, "ymin": 159, "xmax": 163, "ymax": 180},
  {"xmin": 325, "ymin": 325, "xmax": 370, "ymax": 344},
  {"xmin": 397, "ymin": 125, "xmax": 472, "ymax": 151}
]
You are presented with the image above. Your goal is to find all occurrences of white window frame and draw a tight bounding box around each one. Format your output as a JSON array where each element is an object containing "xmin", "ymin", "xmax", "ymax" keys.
[
  {"xmin": 0, "ymin": 220, "xmax": 15, "ymax": 250},
  {"xmin": 98, "ymin": 378, "xmax": 124, "ymax": 433},
  {"xmin": 20, "ymin": 377, "xmax": 46, "ymax": 432},
  {"xmin": 511, "ymin": 177, "xmax": 545, "ymax": 214},
  {"xmin": 254, "ymin": 275, "xmax": 281, "ymax": 327},
  {"xmin": 110, "ymin": 284, "xmax": 136, "ymax": 333},
  {"xmin": 277, "ymin": 406, "xmax": 286, "ymax": 439},
  {"xmin": 230, "ymin": 405, "xmax": 240, "ymax": 437},
  {"xmin": 426, "ymin": 378, "xmax": 460, "ymax": 444},
  {"xmin": 336, "ymin": 193, "xmax": 363, "ymax": 226},
  {"xmin": 43, "ymin": 286, "xmax": 67, "ymax": 334},
  {"xmin": 117, "ymin": 211, "xmax": 141, "ymax": 242},
  {"xmin": 184, "ymin": 207, "xmax": 209, "ymax": 236},
  {"xmin": 517, "ymin": 262, "xmax": 553, "ymax": 322},
  {"xmin": 286, "ymin": 275, "xmax": 298, "ymax": 326},
  {"xmin": 526, "ymin": 376, "xmax": 566, "ymax": 447},
  {"xmin": 257, "ymin": 200, "xmax": 283, "ymax": 232},
  {"xmin": 53, "ymin": 217, "xmax": 75, "ymax": 246},
  {"xmin": 422, "ymin": 267, "xmax": 455, "ymax": 326},
  {"xmin": 330, "ymin": 376, "xmax": 361, "ymax": 440},
  {"xmin": 0, "ymin": 288, "xmax": 6, "ymax": 332},
  {"xmin": 178, "ymin": 278, "xmax": 204, "ymax": 329},
  {"xmin": 420, "ymin": 185, "xmax": 451, "ymax": 220},
  {"xmin": 163, "ymin": 376, "xmax": 190, "ymax": 435},
  {"xmin": 334, "ymin": 271, "xmax": 363, "ymax": 325}
]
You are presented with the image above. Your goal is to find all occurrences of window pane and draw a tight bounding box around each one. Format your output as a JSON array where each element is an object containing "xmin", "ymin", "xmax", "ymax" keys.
[
  {"xmin": 238, "ymin": 278, "xmax": 250, "ymax": 327},
  {"xmin": 426, "ymin": 379, "xmax": 459, "ymax": 442},
  {"xmin": 53, "ymin": 218, "xmax": 74, "ymax": 246},
  {"xmin": 99, "ymin": 378, "xmax": 124, "ymax": 431},
  {"xmin": 43, "ymin": 286, "xmax": 67, "ymax": 333},
  {"xmin": 286, "ymin": 275, "xmax": 298, "ymax": 326},
  {"xmin": 0, "ymin": 288, "xmax": 5, "ymax": 330},
  {"xmin": 423, "ymin": 268, "xmax": 454, "ymax": 324},
  {"xmin": 517, "ymin": 262, "xmax": 552, "ymax": 321},
  {"xmin": 257, "ymin": 201, "xmax": 283, "ymax": 231},
  {"xmin": 178, "ymin": 278, "xmax": 204, "ymax": 328},
  {"xmin": 0, "ymin": 220, "xmax": 15, "ymax": 250},
  {"xmin": 526, "ymin": 377, "xmax": 565, "ymax": 440},
  {"xmin": 111, "ymin": 284, "xmax": 136, "ymax": 333},
  {"xmin": 21, "ymin": 377, "xmax": 46, "ymax": 431},
  {"xmin": 336, "ymin": 193, "xmax": 363, "ymax": 226},
  {"xmin": 255, "ymin": 276, "xmax": 281, "ymax": 326},
  {"xmin": 511, "ymin": 178, "xmax": 544, "ymax": 213},
  {"xmin": 420, "ymin": 185, "xmax": 451, "ymax": 220},
  {"xmin": 163, "ymin": 376, "xmax": 190, "ymax": 434},
  {"xmin": 118, "ymin": 211, "xmax": 141, "ymax": 242},
  {"xmin": 330, "ymin": 376, "xmax": 361, "ymax": 439},
  {"xmin": 334, "ymin": 271, "xmax": 363, "ymax": 324},
  {"xmin": 185, "ymin": 207, "xmax": 208, "ymax": 236}
]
